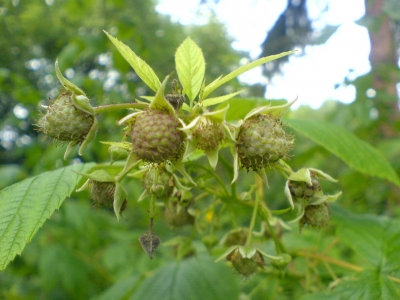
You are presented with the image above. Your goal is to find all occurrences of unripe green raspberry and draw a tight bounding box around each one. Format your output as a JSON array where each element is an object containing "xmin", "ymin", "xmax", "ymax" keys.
[
  {"xmin": 89, "ymin": 180, "xmax": 127, "ymax": 212},
  {"xmin": 192, "ymin": 119, "xmax": 225, "ymax": 154},
  {"xmin": 142, "ymin": 166, "xmax": 174, "ymax": 199},
  {"xmin": 227, "ymin": 248, "xmax": 264, "ymax": 278},
  {"xmin": 131, "ymin": 109, "xmax": 185, "ymax": 163},
  {"xmin": 237, "ymin": 114, "xmax": 293, "ymax": 171},
  {"xmin": 289, "ymin": 171, "xmax": 321, "ymax": 200},
  {"xmin": 38, "ymin": 90, "xmax": 93, "ymax": 145},
  {"xmin": 301, "ymin": 202, "xmax": 330, "ymax": 229}
]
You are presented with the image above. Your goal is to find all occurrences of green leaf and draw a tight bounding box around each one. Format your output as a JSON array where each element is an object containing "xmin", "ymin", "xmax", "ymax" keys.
[
  {"xmin": 202, "ymin": 51, "xmax": 295, "ymax": 98},
  {"xmin": 0, "ymin": 163, "xmax": 94, "ymax": 270},
  {"xmin": 175, "ymin": 37, "xmax": 205, "ymax": 104},
  {"xmin": 91, "ymin": 275, "xmax": 140, "ymax": 300},
  {"xmin": 129, "ymin": 256, "xmax": 239, "ymax": 300},
  {"xmin": 201, "ymin": 90, "xmax": 243, "ymax": 107},
  {"xmin": 104, "ymin": 31, "xmax": 161, "ymax": 92},
  {"xmin": 334, "ymin": 209, "xmax": 400, "ymax": 273},
  {"xmin": 286, "ymin": 119, "xmax": 400, "ymax": 186}
]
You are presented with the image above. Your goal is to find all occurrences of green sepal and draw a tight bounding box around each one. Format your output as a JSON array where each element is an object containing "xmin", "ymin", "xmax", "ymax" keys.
[
  {"xmin": 64, "ymin": 142, "xmax": 76, "ymax": 160},
  {"xmin": 289, "ymin": 200, "xmax": 307, "ymax": 224},
  {"xmin": 72, "ymin": 94, "xmax": 95, "ymax": 115},
  {"xmin": 149, "ymin": 75, "xmax": 175, "ymax": 114},
  {"xmin": 255, "ymin": 248, "xmax": 285, "ymax": 261},
  {"xmin": 114, "ymin": 182, "xmax": 127, "ymax": 221},
  {"xmin": 244, "ymin": 98, "xmax": 297, "ymax": 121},
  {"xmin": 78, "ymin": 117, "xmax": 98, "ymax": 156},
  {"xmin": 116, "ymin": 152, "xmax": 141, "ymax": 182},
  {"xmin": 108, "ymin": 145, "xmax": 129, "ymax": 164},
  {"xmin": 55, "ymin": 59, "xmax": 86, "ymax": 96},
  {"xmin": 75, "ymin": 169, "xmax": 115, "ymax": 183},
  {"xmin": 238, "ymin": 246, "xmax": 257, "ymax": 259},
  {"xmin": 215, "ymin": 245, "xmax": 239, "ymax": 262},
  {"xmin": 206, "ymin": 148, "xmax": 219, "ymax": 170},
  {"xmin": 256, "ymin": 169, "xmax": 269, "ymax": 188},
  {"xmin": 171, "ymin": 160, "xmax": 197, "ymax": 187}
]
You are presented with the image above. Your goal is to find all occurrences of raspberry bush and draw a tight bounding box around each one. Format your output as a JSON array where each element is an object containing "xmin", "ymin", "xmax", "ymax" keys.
[{"xmin": 2, "ymin": 32, "xmax": 400, "ymax": 299}]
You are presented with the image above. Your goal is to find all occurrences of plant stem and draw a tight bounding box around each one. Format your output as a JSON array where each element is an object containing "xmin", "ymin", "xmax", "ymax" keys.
[
  {"xmin": 245, "ymin": 191, "xmax": 260, "ymax": 247},
  {"xmin": 115, "ymin": 152, "xmax": 140, "ymax": 182},
  {"xmin": 149, "ymin": 194, "xmax": 157, "ymax": 220},
  {"xmin": 262, "ymin": 207, "xmax": 286, "ymax": 254},
  {"xmin": 94, "ymin": 103, "xmax": 148, "ymax": 114}
]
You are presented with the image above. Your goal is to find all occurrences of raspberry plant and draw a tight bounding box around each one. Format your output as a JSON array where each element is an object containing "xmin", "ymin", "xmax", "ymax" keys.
[{"xmin": 2, "ymin": 32, "xmax": 400, "ymax": 299}]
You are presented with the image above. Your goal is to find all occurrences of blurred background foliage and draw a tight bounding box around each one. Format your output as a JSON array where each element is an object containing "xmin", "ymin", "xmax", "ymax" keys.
[{"xmin": 0, "ymin": 0, "xmax": 399, "ymax": 299}]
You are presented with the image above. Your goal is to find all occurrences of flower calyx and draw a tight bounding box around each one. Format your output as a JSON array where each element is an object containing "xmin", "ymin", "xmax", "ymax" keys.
[{"xmin": 75, "ymin": 169, "xmax": 127, "ymax": 221}]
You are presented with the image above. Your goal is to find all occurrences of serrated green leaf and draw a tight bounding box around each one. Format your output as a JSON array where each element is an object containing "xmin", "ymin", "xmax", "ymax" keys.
[
  {"xmin": 0, "ymin": 163, "xmax": 94, "ymax": 270},
  {"xmin": 91, "ymin": 275, "xmax": 140, "ymax": 300},
  {"xmin": 129, "ymin": 256, "xmax": 239, "ymax": 300},
  {"xmin": 203, "ymin": 50, "xmax": 295, "ymax": 98},
  {"xmin": 175, "ymin": 37, "xmax": 205, "ymax": 104},
  {"xmin": 286, "ymin": 119, "xmax": 400, "ymax": 186},
  {"xmin": 331, "ymin": 271, "xmax": 400, "ymax": 300},
  {"xmin": 334, "ymin": 209, "xmax": 400, "ymax": 273},
  {"xmin": 104, "ymin": 31, "xmax": 161, "ymax": 92},
  {"xmin": 201, "ymin": 90, "xmax": 243, "ymax": 107}
]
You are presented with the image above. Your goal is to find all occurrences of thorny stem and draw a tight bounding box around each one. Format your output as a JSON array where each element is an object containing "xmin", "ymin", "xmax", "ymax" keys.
[{"xmin": 93, "ymin": 103, "xmax": 148, "ymax": 114}]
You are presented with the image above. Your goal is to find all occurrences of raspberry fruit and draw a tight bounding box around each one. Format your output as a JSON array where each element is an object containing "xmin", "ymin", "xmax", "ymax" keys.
[
  {"xmin": 142, "ymin": 166, "xmax": 174, "ymax": 199},
  {"xmin": 237, "ymin": 114, "xmax": 293, "ymax": 171},
  {"xmin": 289, "ymin": 171, "xmax": 321, "ymax": 200},
  {"xmin": 131, "ymin": 109, "xmax": 185, "ymax": 163},
  {"xmin": 38, "ymin": 90, "xmax": 94, "ymax": 145},
  {"xmin": 90, "ymin": 180, "xmax": 115, "ymax": 209},
  {"xmin": 300, "ymin": 202, "xmax": 330, "ymax": 229},
  {"xmin": 192, "ymin": 119, "xmax": 225, "ymax": 154},
  {"xmin": 90, "ymin": 180, "xmax": 127, "ymax": 212}
]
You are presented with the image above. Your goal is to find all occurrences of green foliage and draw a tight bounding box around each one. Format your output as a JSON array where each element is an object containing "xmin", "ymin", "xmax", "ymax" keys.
[
  {"xmin": 1, "ymin": 1, "xmax": 400, "ymax": 299},
  {"xmin": 286, "ymin": 119, "xmax": 400, "ymax": 186},
  {"xmin": 0, "ymin": 163, "xmax": 94, "ymax": 270}
]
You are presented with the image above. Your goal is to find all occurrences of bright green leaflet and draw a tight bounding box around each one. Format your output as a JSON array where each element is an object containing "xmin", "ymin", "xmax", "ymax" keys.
[
  {"xmin": 201, "ymin": 90, "xmax": 243, "ymax": 107},
  {"xmin": 0, "ymin": 163, "xmax": 94, "ymax": 270},
  {"xmin": 175, "ymin": 37, "xmax": 205, "ymax": 104},
  {"xmin": 104, "ymin": 31, "xmax": 161, "ymax": 92},
  {"xmin": 129, "ymin": 256, "xmax": 240, "ymax": 300},
  {"xmin": 202, "ymin": 50, "xmax": 295, "ymax": 99},
  {"xmin": 286, "ymin": 119, "xmax": 400, "ymax": 186}
]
